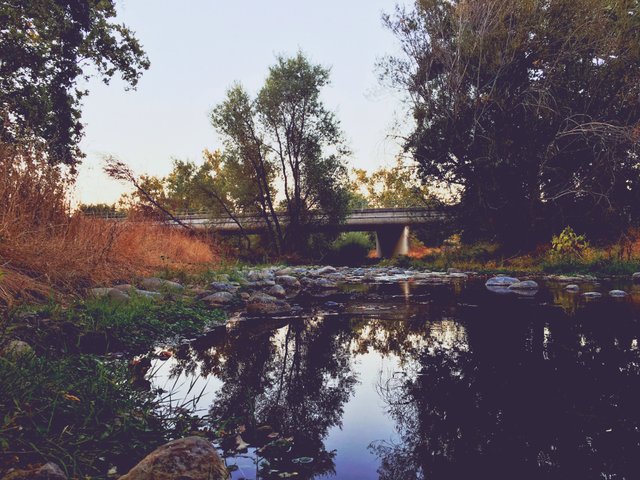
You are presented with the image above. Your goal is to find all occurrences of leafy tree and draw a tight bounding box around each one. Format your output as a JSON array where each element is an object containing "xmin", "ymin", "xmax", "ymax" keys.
[
  {"xmin": 382, "ymin": 0, "xmax": 640, "ymax": 247},
  {"xmin": 0, "ymin": 0, "xmax": 149, "ymax": 169},
  {"xmin": 211, "ymin": 52, "xmax": 350, "ymax": 255},
  {"xmin": 350, "ymin": 158, "xmax": 440, "ymax": 209}
]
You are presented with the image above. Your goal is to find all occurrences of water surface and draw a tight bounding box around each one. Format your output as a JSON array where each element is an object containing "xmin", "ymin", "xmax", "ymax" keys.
[{"xmin": 152, "ymin": 278, "xmax": 640, "ymax": 479}]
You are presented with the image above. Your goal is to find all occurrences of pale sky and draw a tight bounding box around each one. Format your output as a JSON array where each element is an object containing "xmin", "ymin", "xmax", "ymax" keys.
[{"xmin": 74, "ymin": 0, "xmax": 410, "ymax": 205}]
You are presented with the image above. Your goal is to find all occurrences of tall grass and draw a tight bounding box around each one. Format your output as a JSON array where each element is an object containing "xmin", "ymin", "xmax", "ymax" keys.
[{"xmin": 0, "ymin": 142, "xmax": 218, "ymax": 306}]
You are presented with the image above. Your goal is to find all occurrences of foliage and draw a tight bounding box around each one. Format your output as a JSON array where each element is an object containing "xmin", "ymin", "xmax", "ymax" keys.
[
  {"xmin": 382, "ymin": 0, "xmax": 640, "ymax": 247},
  {"xmin": 350, "ymin": 158, "xmax": 440, "ymax": 209},
  {"xmin": 210, "ymin": 52, "xmax": 351, "ymax": 255},
  {"xmin": 0, "ymin": 0, "xmax": 149, "ymax": 169},
  {"xmin": 327, "ymin": 232, "xmax": 374, "ymax": 266},
  {"xmin": 550, "ymin": 227, "xmax": 588, "ymax": 259}
]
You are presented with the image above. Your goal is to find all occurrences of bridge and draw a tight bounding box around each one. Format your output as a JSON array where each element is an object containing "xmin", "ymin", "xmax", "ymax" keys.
[{"xmin": 168, "ymin": 208, "xmax": 450, "ymax": 257}]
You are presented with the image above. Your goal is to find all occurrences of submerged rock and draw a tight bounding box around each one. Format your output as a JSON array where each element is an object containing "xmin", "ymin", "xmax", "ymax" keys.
[
  {"xmin": 246, "ymin": 293, "xmax": 292, "ymax": 315},
  {"xmin": 119, "ymin": 436, "xmax": 227, "ymax": 480},
  {"xmin": 565, "ymin": 284, "xmax": 580, "ymax": 292},
  {"xmin": 508, "ymin": 280, "xmax": 539, "ymax": 291},
  {"xmin": 609, "ymin": 290, "xmax": 628, "ymax": 298},
  {"xmin": 485, "ymin": 276, "xmax": 520, "ymax": 287},
  {"xmin": 139, "ymin": 277, "xmax": 184, "ymax": 292},
  {"xmin": 582, "ymin": 291, "xmax": 602, "ymax": 299}
]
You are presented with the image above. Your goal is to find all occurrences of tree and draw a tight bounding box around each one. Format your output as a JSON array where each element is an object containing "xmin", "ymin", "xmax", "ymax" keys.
[
  {"xmin": 0, "ymin": 0, "xmax": 149, "ymax": 169},
  {"xmin": 350, "ymin": 158, "xmax": 440, "ymax": 209},
  {"xmin": 210, "ymin": 52, "xmax": 350, "ymax": 255},
  {"xmin": 382, "ymin": 0, "xmax": 640, "ymax": 247}
]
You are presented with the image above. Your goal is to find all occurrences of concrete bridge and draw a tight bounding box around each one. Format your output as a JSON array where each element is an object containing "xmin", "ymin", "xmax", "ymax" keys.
[{"xmin": 168, "ymin": 208, "xmax": 450, "ymax": 257}]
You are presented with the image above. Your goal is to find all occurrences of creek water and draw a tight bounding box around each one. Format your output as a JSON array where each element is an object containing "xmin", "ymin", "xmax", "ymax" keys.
[{"xmin": 150, "ymin": 277, "xmax": 640, "ymax": 479}]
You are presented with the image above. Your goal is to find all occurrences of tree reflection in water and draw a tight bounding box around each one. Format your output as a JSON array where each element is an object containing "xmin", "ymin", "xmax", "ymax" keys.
[{"xmin": 157, "ymin": 281, "xmax": 640, "ymax": 479}]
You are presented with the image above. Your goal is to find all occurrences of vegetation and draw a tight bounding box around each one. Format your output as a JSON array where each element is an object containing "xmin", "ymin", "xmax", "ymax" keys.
[
  {"xmin": 382, "ymin": 0, "xmax": 640, "ymax": 247},
  {"xmin": 0, "ymin": 0, "xmax": 149, "ymax": 169},
  {"xmin": 326, "ymin": 232, "xmax": 374, "ymax": 266}
]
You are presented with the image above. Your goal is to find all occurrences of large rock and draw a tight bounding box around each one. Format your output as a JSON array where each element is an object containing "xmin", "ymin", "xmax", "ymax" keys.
[
  {"xmin": 246, "ymin": 293, "xmax": 292, "ymax": 316},
  {"xmin": 139, "ymin": 277, "xmax": 184, "ymax": 292},
  {"xmin": 119, "ymin": 436, "xmax": 227, "ymax": 480},
  {"xmin": 202, "ymin": 291, "xmax": 234, "ymax": 306},
  {"xmin": 276, "ymin": 275, "xmax": 301, "ymax": 288},
  {"xmin": 275, "ymin": 267, "xmax": 295, "ymax": 276},
  {"xmin": 609, "ymin": 289, "xmax": 628, "ymax": 298},
  {"xmin": 633, "ymin": 272, "xmax": 640, "ymax": 283},
  {"xmin": 267, "ymin": 284, "xmax": 287, "ymax": 299},
  {"xmin": 2, "ymin": 462, "xmax": 67, "ymax": 479},
  {"xmin": 485, "ymin": 276, "xmax": 520, "ymax": 287},
  {"xmin": 312, "ymin": 266, "xmax": 337, "ymax": 276},
  {"xmin": 508, "ymin": 280, "xmax": 539, "ymax": 291},
  {"xmin": 247, "ymin": 270, "xmax": 273, "ymax": 282},
  {"xmin": 565, "ymin": 284, "xmax": 580, "ymax": 292}
]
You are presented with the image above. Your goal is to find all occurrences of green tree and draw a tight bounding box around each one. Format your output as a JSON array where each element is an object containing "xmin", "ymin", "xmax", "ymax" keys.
[
  {"xmin": 0, "ymin": 0, "xmax": 149, "ymax": 169},
  {"xmin": 382, "ymin": 0, "xmax": 640, "ymax": 247},
  {"xmin": 211, "ymin": 52, "xmax": 350, "ymax": 255}
]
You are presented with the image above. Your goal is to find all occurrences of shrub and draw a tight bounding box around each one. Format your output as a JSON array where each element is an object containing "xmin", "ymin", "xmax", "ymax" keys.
[
  {"xmin": 550, "ymin": 226, "xmax": 588, "ymax": 258},
  {"xmin": 327, "ymin": 232, "xmax": 374, "ymax": 266}
]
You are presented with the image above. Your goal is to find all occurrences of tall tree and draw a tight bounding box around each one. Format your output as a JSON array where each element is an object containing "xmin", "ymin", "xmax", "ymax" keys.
[
  {"xmin": 382, "ymin": 0, "xmax": 640, "ymax": 246},
  {"xmin": 0, "ymin": 0, "xmax": 149, "ymax": 169},
  {"xmin": 211, "ymin": 53, "xmax": 350, "ymax": 254}
]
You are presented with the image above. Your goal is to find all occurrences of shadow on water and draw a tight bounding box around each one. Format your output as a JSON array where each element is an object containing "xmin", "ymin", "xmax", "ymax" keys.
[{"xmin": 152, "ymin": 279, "xmax": 640, "ymax": 479}]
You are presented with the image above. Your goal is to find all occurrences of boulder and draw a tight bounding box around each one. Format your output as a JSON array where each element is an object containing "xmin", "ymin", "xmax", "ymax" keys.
[
  {"xmin": 139, "ymin": 277, "xmax": 184, "ymax": 292},
  {"xmin": 633, "ymin": 272, "xmax": 640, "ymax": 283},
  {"xmin": 508, "ymin": 280, "xmax": 539, "ymax": 291},
  {"xmin": 246, "ymin": 293, "xmax": 292, "ymax": 316},
  {"xmin": 609, "ymin": 290, "xmax": 628, "ymax": 298},
  {"xmin": 2, "ymin": 462, "xmax": 66, "ymax": 479},
  {"xmin": 247, "ymin": 270, "xmax": 273, "ymax": 282},
  {"xmin": 565, "ymin": 284, "xmax": 580, "ymax": 292},
  {"xmin": 119, "ymin": 436, "xmax": 227, "ymax": 480},
  {"xmin": 275, "ymin": 267, "xmax": 295, "ymax": 276},
  {"xmin": 276, "ymin": 275, "xmax": 301, "ymax": 288},
  {"xmin": 0, "ymin": 340, "xmax": 34, "ymax": 359},
  {"xmin": 485, "ymin": 276, "xmax": 520, "ymax": 287},
  {"xmin": 267, "ymin": 284, "xmax": 287, "ymax": 299},
  {"xmin": 202, "ymin": 291, "xmax": 234, "ymax": 306}
]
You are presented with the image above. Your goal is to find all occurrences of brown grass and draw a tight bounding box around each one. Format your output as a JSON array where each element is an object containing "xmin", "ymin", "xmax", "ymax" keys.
[{"xmin": 0, "ymin": 142, "xmax": 218, "ymax": 306}]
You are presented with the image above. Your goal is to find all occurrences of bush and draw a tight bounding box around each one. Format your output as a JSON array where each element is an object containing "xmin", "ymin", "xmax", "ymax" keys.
[
  {"xmin": 550, "ymin": 226, "xmax": 588, "ymax": 258},
  {"xmin": 327, "ymin": 232, "xmax": 374, "ymax": 266}
]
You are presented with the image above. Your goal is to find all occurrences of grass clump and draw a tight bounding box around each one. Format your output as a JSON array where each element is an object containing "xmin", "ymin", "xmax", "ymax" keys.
[{"xmin": 0, "ymin": 353, "xmax": 205, "ymax": 478}]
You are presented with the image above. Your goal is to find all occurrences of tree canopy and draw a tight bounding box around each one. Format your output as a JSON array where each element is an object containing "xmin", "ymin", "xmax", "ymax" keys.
[
  {"xmin": 382, "ymin": 0, "xmax": 640, "ymax": 246},
  {"xmin": 210, "ymin": 52, "xmax": 350, "ymax": 254},
  {"xmin": 0, "ymin": 0, "xmax": 149, "ymax": 169}
]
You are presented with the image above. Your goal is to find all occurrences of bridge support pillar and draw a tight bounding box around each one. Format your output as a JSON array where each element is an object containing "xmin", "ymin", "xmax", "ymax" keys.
[{"xmin": 375, "ymin": 226, "xmax": 409, "ymax": 258}]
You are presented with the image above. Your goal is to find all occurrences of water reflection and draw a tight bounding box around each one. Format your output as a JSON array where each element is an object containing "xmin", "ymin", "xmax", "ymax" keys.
[{"xmin": 151, "ymin": 280, "xmax": 640, "ymax": 479}]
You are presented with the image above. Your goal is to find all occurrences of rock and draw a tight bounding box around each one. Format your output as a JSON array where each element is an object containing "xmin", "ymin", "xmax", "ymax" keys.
[
  {"xmin": 508, "ymin": 280, "xmax": 539, "ymax": 291},
  {"xmin": 267, "ymin": 284, "xmax": 287, "ymax": 299},
  {"xmin": 89, "ymin": 287, "xmax": 130, "ymax": 304},
  {"xmin": 448, "ymin": 272, "xmax": 468, "ymax": 279},
  {"xmin": 276, "ymin": 275, "xmax": 301, "ymax": 288},
  {"xmin": 209, "ymin": 281, "xmax": 238, "ymax": 293},
  {"xmin": 139, "ymin": 277, "xmax": 184, "ymax": 292},
  {"xmin": 2, "ymin": 462, "xmax": 67, "ymax": 479},
  {"xmin": 134, "ymin": 289, "xmax": 162, "ymax": 299},
  {"xmin": 119, "ymin": 436, "xmax": 227, "ymax": 480},
  {"xmin": 313, "ymin": 266, "xmax": 337, "ymax": 276},
  {"xmin": 324, "ymin": 301, "xmax": 340, "ymax": 309},
  {"xmin": 0, "ymin": 340, "xmax": 34, "ymax": 358},
  {"xmin": 582, "ymin": 291, "xmax": 602, "ymax": 299},
  {"xmin": 633, "ymin": 272, "xmax": 640, "ymax": 283},
  {"xmin": 275, "ymin": 267, "xmax": 295, "ymax": 276},
  {"xmin": 247, "ymin": 270, "xmax": 273, "ymax": 282},
  {"xmin": 609, "ymin": 289, "xmax": 628, "ymax": 298},
  {"xmin": 565, "ymin": 284, "xmax": 580, "ymax": 292},
  {"xmin": 113, "ymin": 284, "xmax": 134, "ymax": 292},
  {"xmin": 202, "ymin": 291, "xmax": 234, "ymax": 306},
  {"xmin": 305, "ymin": 278, "xmax": 338, "ymax": 289},
  {"xmin": 447, "ymin": 267, "xmax": 463, "ymax": 274},
  {"xmin": 246, "ymin": 293, "xmax": 292, "ymax": 316},
  {"xmin": 485, "ymin": 276, "xmax": 520, "ymax": 287}
]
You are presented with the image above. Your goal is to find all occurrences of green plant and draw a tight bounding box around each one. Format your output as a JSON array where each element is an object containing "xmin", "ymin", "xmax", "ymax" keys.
[
  {"xmin": 550, "ymin": 227, "xmax": 588, "ymax": 259},
  {"xmin": 328, "ymin": 232, "xmax": 373, "ymax": 266}
]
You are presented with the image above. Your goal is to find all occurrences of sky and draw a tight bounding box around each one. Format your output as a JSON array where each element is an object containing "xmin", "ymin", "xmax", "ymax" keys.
[{"xmin": 74, "ymin": 0, "xmax": 411, "ymax": 205}]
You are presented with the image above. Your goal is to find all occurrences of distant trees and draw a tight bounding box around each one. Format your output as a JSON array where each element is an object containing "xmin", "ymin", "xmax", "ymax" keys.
[
  {"xmin": 0, "ymin": 0, "xmax": 149, "ymax": 169},
  {"xmin": 210, "ymin": 53, "xmax": 350, "ymax": 255},
  {"xmin": 382, "ymin": 0, "xmax": 640, "ymax": 247}
]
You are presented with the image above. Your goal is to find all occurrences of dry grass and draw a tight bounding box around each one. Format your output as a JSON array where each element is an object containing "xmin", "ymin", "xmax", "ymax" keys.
[{"xmin": 0, "ymin": 142, "xmax": 218, "ymax": 306}]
